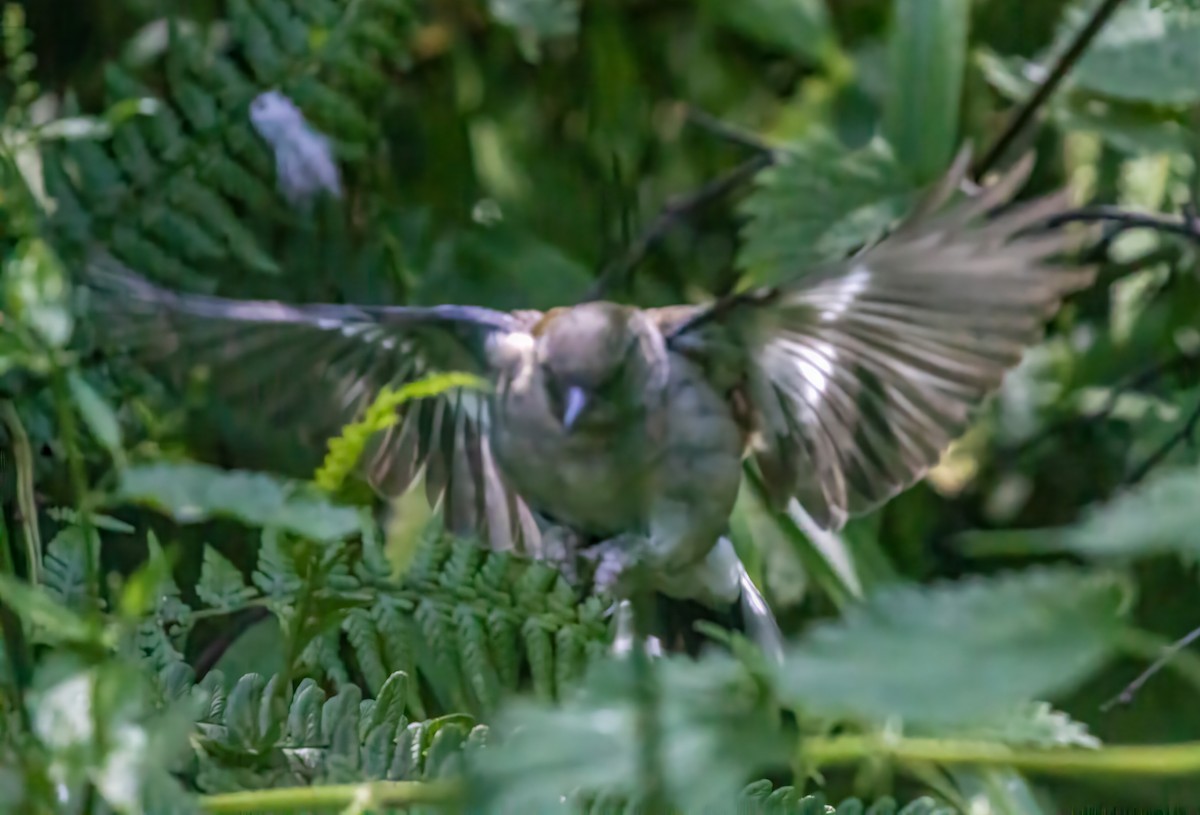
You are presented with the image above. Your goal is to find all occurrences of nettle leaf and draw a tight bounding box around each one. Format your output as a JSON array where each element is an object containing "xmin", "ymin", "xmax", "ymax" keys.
[
  {"xmin": 1060, "ymin": 466, "xmax": 1200, "ymax": 560},
  {"xmin": 915, "ymin": 702, "xmax": 1100, "ymax": 749},
  {"xmin": 776, "ymin": 567, "xmax": 1129, "ymax": 724},
  {"xmin": 474, "ymin": 653, "xmax": 785, "ymax": 813},
  {"xmin": 737, "ymin": 137, "xmax": 918, "ymax": 287},
  {"xmin": 196, "ymin": 546, "xmax": 257, "ymax": 611},
  {"xmin": 114, "ymin": 460, "xmax": 363, "ymax": 542},
  {"xmin": 487, "ymin": 0, "xmax": 580, "ymax": 61},
  {"xmin": 1070, "ymin": 1, "xmax": 1200, "ymax": 105},
  {"xmin": 0, "ymin": 573, "xmax": 99, "ymax": 646},
  {"xmin": 43, "ymin": 524, "xmax": 99, "ymax": 615}
]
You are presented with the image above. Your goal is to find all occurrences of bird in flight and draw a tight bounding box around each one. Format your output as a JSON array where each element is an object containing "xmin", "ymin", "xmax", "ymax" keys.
[{"xmin": 85, "ymin": 147, "xmax": 1094, "ymax": 645}]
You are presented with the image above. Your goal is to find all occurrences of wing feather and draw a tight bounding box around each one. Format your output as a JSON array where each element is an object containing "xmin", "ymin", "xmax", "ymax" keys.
[
  {"xmin": 666, "ymin": 148, "xmax": 1096, "ymax": 529},
  {"xmin": 83, "ymin": 255, "xmax": 542, "ymax": 552}
]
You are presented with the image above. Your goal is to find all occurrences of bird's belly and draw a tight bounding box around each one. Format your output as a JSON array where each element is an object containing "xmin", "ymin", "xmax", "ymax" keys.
[{"xmin": 490, "ymin": 398, "xmax": 655, "ymax": 537}]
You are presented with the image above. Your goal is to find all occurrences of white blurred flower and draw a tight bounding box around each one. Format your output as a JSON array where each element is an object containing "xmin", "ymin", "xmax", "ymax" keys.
[{"xmin": 249, "ymin": 89, "xmax": 342, "ymax": 209}]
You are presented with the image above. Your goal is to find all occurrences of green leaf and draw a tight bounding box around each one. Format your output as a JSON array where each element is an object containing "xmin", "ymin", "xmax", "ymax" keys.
[
  {"xmin": 114, "ymin": 460, "xmax": 363, "ymax": 543},
  {"xmin": 700, "ymin": 0, "xmax": 836, "ymax": 65},
  {"xmin": 1060, "ymin": 466, "xmax": 1200, "ymax": 560},
  {"xmin": 67, "ymin": 371, "xmax": 124, "ymax": 461},
  {"xmin": 1072, "ymin": 2, "xmax": 1200, "ymax": 105},
  {"xmin": 315, "ymin": 372, "xmax": 489, "ymax": 493},
  {"xmin": 416, "ymin": 224, "xmax": 594, "ymax": 312},
  {"xmin": 0, "ymin": 573, "xmax": 99, "ymax": 646},
  {"xmin": 43, "ymin": 524, "xmax": 99, "ymax": 615},
  {"xmin": 2, "ymin": 237, "xmax": 72, "ymax": 348},
  {"xmin": 776, "ymin": 567, "xmax": 1129, "ymax": 724},
  {"xmin": 883, "ymin": 0, "xmax": 969, "ymax": 182},
  {"xmin": 914, "ymin": 702, "xmax": 1101, "ymax": 749},
  {"xmin": 475, "ymin": 653, "xmax": 785, "ymax": 813},
  {"xmin": 196, "ymin": 546, "xmax": 257, "ymax": 611},
  {"xmin": 737, "ymin": 137, "xmax": 918, "ymax": 286},
  {"xmin": 487, "ymin": 0, "xmax": 580, "ymax": 62}
]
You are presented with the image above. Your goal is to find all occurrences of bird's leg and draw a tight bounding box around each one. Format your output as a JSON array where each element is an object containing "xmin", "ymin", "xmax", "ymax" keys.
[
  {"xmin": 580, "ymin": 532, "xmax": 646, "ymax": 597},
  {"xmin": 580, "ymin": 534, "xmax": 672, "ymax": 659},
  {"xmin": 537, "ymin": 523, "xmax": 587, "ymax": 587}
]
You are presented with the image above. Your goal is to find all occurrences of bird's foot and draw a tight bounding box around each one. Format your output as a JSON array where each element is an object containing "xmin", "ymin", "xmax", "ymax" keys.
[
  {"xmin": 581, "ymin": 534, "xmax": 644, "ymax": 597},
  {"xmin": 537, "ymin": 523, "xmax": 586, "ymax": 586}
]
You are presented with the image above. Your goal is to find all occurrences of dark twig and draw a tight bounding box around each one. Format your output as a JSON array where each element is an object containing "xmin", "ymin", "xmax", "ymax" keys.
[
  {"xmin": 583, "ymin": 152, "xmax": 773, "ymax": 300},
  {"xmin": 1124, "ymin": 396, "xmax": 1200, "ymax": 485},
  {"xmin": 1103, "ymin": 624, "xmax": 1200, "ymax": 711},
  {"xmin": 973, "ymin": 0, "xmax": 1128, "ymax": 179},
  {"xmin": 997, "ymin": 350, "xmax": 1196, "ymax": 461},
  {"xmin": 1046, "ymin": 206, "xmax": 1200, "ymax": 244},
  {"xmin": 682, "ymin": 105, "xmax": 779, "ymax": 155}
]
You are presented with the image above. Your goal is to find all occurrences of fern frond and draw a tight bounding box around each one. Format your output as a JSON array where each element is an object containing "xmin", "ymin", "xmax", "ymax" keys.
[
  {"xmin": 314, "ymin": 372, "xmax": 489, "ymax": 493},
  {"xmin": 43, "ymin": 0, "xmax": 418, "ymax": 284}
]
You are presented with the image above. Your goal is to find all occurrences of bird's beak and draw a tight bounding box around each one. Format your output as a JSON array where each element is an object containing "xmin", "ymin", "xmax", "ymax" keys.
[{"xmin": 561, "ymin": 386, "xmax": 589, "ymax": 432}]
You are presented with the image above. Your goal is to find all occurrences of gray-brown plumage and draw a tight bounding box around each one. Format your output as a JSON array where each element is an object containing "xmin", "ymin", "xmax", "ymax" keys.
[{"xmin": 83, "ymin": 148, "xmax": 1095, "ymax": 608}]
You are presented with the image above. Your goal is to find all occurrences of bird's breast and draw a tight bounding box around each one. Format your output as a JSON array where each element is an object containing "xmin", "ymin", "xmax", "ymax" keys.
[{"xmin": 489, "ymin": 373, "xmax": 662, "ymax": 537}]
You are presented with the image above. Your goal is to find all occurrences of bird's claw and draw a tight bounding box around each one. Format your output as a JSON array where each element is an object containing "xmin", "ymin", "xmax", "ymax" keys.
[{"xmin": 581, "ymin": 534, "xmax": 642, "ymax": 597}]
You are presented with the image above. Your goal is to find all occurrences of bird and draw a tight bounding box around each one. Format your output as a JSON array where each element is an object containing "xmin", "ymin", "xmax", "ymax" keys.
[{"xmin": 82, "ymin": 147, "xmax": 1094, "ymax": 649}]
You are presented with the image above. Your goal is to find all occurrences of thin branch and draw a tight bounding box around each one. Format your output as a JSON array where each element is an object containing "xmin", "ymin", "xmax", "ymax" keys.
[
  {"xmin": 0, "ymin": 400, "xmax": 41, "ymax": 583},
  {"xmin": 1103, "ymin": 626, "xmax": 1200, "ymax": 711},
  {"xmin": 1046, "ymin": 205, "xmax": 1200, "ymax": 243},
  {"xmin": 682, "ymin": 105, "xmax": 779, "ymax": 155},
  {"xmin": 1124, "ymin": 396, "xmax": 1200, "ymax": 485},
  {"xmin": 973, "ymin": 0, "xmax": 1128, "ymax": 179},
  {"xmin": 583, "ymin": 152, "xmax": 772, "ymax": 300},
  {"xmin": 996, "ymin": 350, "xmax": 1196, "ymax": 461}
]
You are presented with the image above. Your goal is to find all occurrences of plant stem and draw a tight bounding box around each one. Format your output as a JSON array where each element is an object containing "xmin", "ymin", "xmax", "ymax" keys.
[
  {"xmin": 973, "ymin": 0, "xmax": 1128, "ymax": 179},
  {"xmin": 0, "ymin": 400, "xmax": 41, "ymax": 583},
  {"xmin": 806, "ymin": 735, "xmax": 1200, "ymax": 777},
  {"xmin": 1106, "ymin": 626, "xmax": 1200, "ymax": 710},
  {"xmin": 198, "ymin": 780, "xmax": 459, "ymax": 813},
  {"xmin": 629, "ymin": 571, "xmax": 668, "ymax": 813}
]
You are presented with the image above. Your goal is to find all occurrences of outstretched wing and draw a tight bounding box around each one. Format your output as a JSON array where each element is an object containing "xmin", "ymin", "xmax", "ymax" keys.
[
  {"xmin": 83, "ymin": 255, "xmax": 543, "ymax": 551},
  {"xmin": 664, "ymin": 148, "xmax": 1096, "ymax": 530}
]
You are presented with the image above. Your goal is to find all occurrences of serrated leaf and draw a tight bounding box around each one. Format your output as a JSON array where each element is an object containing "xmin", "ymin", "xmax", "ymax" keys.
[
  {"xmin": 475, "ymin": 654, "xmax": 784, "ymax": 813},
  {"xmin": 1072, "ymin": 2, "xmax": 1200, "ymax": 105},
  {"xmin": 114, "ymin": 460, "xmax": 363, "ymax": 543},
  {"xmin": 737, "ymin": 137, "xmax": 918, "ymax": 286},
  {"xmin": 915, "ymin": 701, "xmax": 1101, "ymax": 748},
  {"xmin": 1060, "ymin": 466, "xmax": 1200, "ymax": 559},
  {"xmin": 776, "ymin": 568, "xmax": 1129, "ymax": 723},
  {"xmin": 0, "ymin": 573, "xmax": 99, "ymax": 646},
  {"xmin": 196, "ymin": 546, "xmax": 257, "ymax": 610}
]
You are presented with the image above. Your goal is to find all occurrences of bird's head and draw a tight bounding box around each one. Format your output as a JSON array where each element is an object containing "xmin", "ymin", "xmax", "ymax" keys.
[{"xmin": 534, "ymin": 302, "xmax": 664, "ymax": 433}]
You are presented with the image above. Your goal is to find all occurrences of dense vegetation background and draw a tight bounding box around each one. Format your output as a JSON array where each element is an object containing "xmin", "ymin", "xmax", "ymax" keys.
[{"xmin": 4, "ymin": 0, "xmax": 1200, "ymax": 812}]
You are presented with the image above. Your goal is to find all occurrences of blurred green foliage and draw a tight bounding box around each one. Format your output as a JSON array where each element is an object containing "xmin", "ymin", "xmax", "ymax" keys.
[{"xmin": 4, "ymin": 0, "xmax": 1200, "ymax": 812}]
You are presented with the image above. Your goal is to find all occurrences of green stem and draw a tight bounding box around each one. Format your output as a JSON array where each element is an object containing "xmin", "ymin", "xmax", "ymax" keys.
[
  {"xmin": 629, "ymin": 571, "xmax": 667, "ymax": 813},
  {"xmin": 198, "ymin": 780, "xmax": 459, "ymax": 814},
  {"xmin": 806, "ymin": 735, "xmax": 1200, "ymax": 776},
  {"xmin": 0, "ymin": 400, "xmax": 41, "ymax": 583}
]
